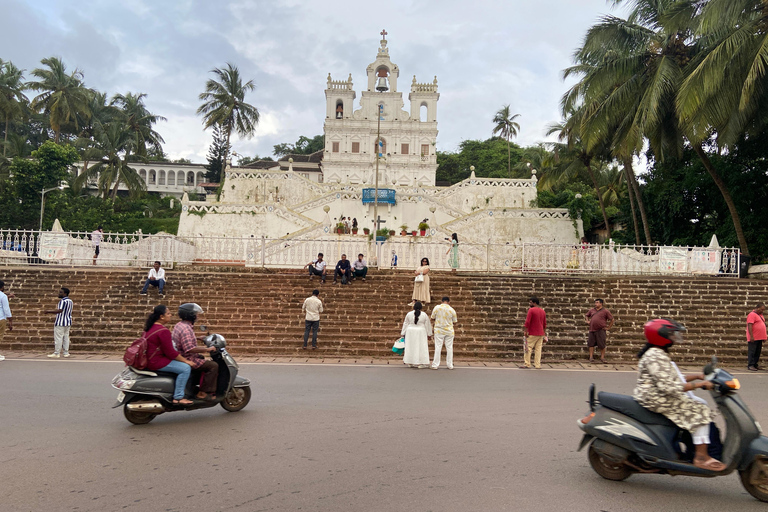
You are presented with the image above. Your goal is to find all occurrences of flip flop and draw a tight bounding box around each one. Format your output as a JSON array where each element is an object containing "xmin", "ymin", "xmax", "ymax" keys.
[
  {"xmin": 693, "ymin": 458, "xmax": 726, "ymax": 471},
  {"xmin": 173, "ymin": 399, "xmax": 194, "ymax": 405}
]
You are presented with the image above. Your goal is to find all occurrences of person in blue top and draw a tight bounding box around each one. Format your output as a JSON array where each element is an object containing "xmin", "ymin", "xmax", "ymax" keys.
[
  {"xmin": 334, "ymin": 254, "xmax": 352, "ymax": 285},
  {"xmin": 45, "ymin": 287, "xmax": 73, "ymax": 358}
]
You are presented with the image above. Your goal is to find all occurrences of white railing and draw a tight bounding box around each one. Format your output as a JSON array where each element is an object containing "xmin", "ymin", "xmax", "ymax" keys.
[{"xmin": 0, "ymin": 229, "xmax": 741, "ymax": 277}]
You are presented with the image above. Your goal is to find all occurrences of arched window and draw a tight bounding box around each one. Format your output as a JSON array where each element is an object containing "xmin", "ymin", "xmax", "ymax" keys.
[
  {"xmin": 186, "ymin": 171, "xmax": 195, "ymax": 185},
  {"xmin": 420, "ymin": 103, "xmax": 428, "ymax": 122},
  {"xmin": 335, "ymin": 100, "xmax": 343, "ymax": 119},
  {"xmin": 177, "ymin": 171, "xmax": 185, "ymax": 186},
  {"xmin": 374, "ymin": 137, "xmax": 387, "ymax": 156},
  {"xmin": 168, "ymin": 171, "xmax": 175, "ymax": 186},
  {"xmin": 196, "ymin": 172, "xmax": 204, "ymax": 185},
  {"xmin": 149, "ymin": 169, "xmax": 156, "ymax": 184},
  {"xmin": 139, "ymin": 169, "xmax": 147, "ymax": 182},
  {"xmin": 158, "ymin": 170, "xmax": 166, "ymax": 185}
]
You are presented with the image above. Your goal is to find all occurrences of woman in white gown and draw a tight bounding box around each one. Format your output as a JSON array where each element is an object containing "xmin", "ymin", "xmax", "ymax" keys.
[{"xmin": 402, "ymin": 301, "xmax": 432, "ymax": 368}]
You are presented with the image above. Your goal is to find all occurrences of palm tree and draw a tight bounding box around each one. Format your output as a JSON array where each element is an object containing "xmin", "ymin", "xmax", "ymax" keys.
[
  {"xmin": 563, "ymin": 0, "xmax": 750, "ymax": 255},
  {"xmin": 492, "ymin": 105, "xmax": 520, "ymax": 178},
  {"xmin": 111, "ymin": 92, "xmax": 166, "ymax": 158},
  {"xmin": 26, "ymin": 57, "xmax": 92, "ymax": 143},
  {"xmin": 0, "ymin": 59, "xmax": 28, "ymax": 158},
  {"xmin": 197, "ymin": 63, "xmax": 259, "ymax": 184},
  {"xmin": 74, "ymin": 121, "xmax": 145, "ymax": 199}
]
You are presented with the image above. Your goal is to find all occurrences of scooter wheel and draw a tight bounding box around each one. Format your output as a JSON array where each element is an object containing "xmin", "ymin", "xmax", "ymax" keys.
[
  {"xmin": 588, "ymin": 444, "xmax": 632, "ymax": 481},
  {"xmin": 740, "ymin": 457, "xmax": 768, "ymax": 502},
  {"xmin": 221, "ymin": 386, "xmax": 251, "ymax": 412},
  {"xmin": 123, "ymin": 405, "xmax": 157, "ymax": 425}
]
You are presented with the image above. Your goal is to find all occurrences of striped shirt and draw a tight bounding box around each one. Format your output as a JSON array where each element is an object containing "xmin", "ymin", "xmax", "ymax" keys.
[{"xmin": 55, "ymin": 297, "xmax": 73, "ymax": 326}]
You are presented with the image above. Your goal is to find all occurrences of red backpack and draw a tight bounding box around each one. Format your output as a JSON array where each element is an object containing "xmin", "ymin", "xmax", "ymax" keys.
[{"xmin": 123, "ymin": 329, "xmax": 162, "ymax": 369}]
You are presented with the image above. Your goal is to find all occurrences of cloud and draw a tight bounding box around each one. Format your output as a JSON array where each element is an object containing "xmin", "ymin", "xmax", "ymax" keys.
[{"xmin": 1, "ymin": 0, "xmax": 622, "ymax": 162}]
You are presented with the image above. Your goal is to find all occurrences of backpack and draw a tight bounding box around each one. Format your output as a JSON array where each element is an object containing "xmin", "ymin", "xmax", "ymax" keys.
[{"xmin": 123, "ymin": 329, "xmax": 162, "ymax": 369}]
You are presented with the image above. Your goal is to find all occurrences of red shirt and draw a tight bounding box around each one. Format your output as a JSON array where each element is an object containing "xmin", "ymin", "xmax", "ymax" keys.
[
  {"xmin": 145, "ymin": 323, "xmax": 179, "ymax": 371},
  {"xmin": 586, "ymin": 307, "xmax": 613, "ymax": 332},
  {"xmin": 747, "ymin": 311, "xmax": 767, "ymax": 342},
  {"xmin": 525, "ymin": 307, "xmax": 547, "ymax": 336}
]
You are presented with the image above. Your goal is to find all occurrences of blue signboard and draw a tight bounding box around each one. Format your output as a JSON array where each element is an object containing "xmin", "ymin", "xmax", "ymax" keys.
[{"xmin": 362, "ymin": 188, "xmax": 396, "ymax": 205}]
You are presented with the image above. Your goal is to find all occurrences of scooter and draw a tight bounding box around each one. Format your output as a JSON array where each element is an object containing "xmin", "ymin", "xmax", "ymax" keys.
[
  {"xmin": 577, "ymin": 357, "xmax": 768, "ymax": 502},
  {"xmin": 111, "ymin": 330, "xmax": 251, "ymax": 425}
]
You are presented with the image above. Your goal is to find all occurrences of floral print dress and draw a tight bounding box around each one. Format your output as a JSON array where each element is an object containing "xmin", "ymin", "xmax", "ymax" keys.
[{"xmin": 632, "ymin": 347, "xmax": 712, "ymax": 433}]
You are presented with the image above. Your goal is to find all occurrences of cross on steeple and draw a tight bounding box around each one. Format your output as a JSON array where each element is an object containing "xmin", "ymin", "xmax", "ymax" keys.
[{"xmin": 380, "ymin": 29, "xmax": 387, "ymax": 40}]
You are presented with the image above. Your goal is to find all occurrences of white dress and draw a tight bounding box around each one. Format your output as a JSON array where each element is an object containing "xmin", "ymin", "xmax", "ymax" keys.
[{"xmin": 402, "ymin": 310, "xmax": 432, "ymax": 366}]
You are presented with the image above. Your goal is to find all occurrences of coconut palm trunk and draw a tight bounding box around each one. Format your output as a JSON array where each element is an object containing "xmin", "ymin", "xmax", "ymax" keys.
[
  {"xmin": 623, "ymin": 164, "xmax": 641, "ymax": 245},
  {"xmin": 693, "ymin": 145, "xmax": 749, "ymax": 257},
  {"xmin": 623, "ymin": 157, "xmax": 651, "ymax": 245},
  {"xmin": 506, "ymin": 133, "xmax": 511, "ymax": 178},
  {"xmin": 585, "ymin": 160, "xmax": 611, "ymax": 238},
  {"xmin": 3, "ymin": 116, "xmax": 8, "ymax": 157}
]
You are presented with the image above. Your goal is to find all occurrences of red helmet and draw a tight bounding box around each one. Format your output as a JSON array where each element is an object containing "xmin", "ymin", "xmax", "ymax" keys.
[{"xmin": 644, "ymin": 318, "xmax": 686, "ymax": 347}]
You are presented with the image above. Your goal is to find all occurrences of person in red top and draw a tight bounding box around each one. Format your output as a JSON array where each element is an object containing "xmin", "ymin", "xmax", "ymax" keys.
[
  {"xmin": 521, "ymin": 297, "xmax": 547, "ymax": 369},
  {"xmin": 144, "ymin": 304, "xmax": 195, "ymax": 405},
  {"xmin": 586, "ymin": 298, "xmax": 614, "ymax": 364},
  {"xmin": 746, "ymin": 303, "xmax": 766, "ymax": 372}
]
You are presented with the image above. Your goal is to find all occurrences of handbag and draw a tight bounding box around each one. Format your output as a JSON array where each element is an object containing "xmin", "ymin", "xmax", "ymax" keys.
[
  {"xmin": 414, "ymin": 274, "xmax": 424, "ymax": 283},
  {"xmin": 392, "ymin": 337, "xmax": 405, "ymax": 355}
]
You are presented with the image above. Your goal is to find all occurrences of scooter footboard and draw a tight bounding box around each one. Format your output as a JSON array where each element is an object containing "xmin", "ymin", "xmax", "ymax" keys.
[{"xmin": 583, "ymin": 406, "xmax": 679, "ymax": 460}]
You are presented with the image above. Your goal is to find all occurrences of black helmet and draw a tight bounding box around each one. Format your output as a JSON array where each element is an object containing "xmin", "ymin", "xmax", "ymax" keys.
[{"xmin": 178, "ymin": 303, "xmax": 204, "ymax": 323}]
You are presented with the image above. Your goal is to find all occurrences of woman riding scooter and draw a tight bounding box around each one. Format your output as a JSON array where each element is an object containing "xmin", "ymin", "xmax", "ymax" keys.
[{"xmin": 633, "ymin": 318, "xmax": 726, "ymax": 471}]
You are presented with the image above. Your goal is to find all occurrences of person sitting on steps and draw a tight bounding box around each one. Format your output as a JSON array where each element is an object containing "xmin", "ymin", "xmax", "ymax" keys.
[
  {"xmin": 352, "ymin": 253, "xmax": 368, "ymax": 282},
  {"xmin": 304, "ymin": 253, "xmax": 327, "ymax": 283},
  {"xmin": 334, "ymin": 254, "xmax": 352, "ymax": 285},
  {"xmin": 140, "ymin": 261, "xmax": 166, "ymax": 296}
]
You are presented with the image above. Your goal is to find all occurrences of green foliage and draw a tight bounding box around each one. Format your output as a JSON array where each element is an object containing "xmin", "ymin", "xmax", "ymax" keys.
[
  {"xmin": 436, "ymin": 137, "xmax": 525, "ymax": 184},
  {"xmin": 204, "ymin": 124, "xmax": 228, "ymax": 183},
  {"xmin": 376, "ymin": 228, "xmax": 389, "ymax": 240},
  {"xmin": 273, "ymin": 134, "xmax": 324, "ymax": 158},
  {"xmin": 418, "ymin": 222, "xmax": 429, "ymax": 231},
  {"xmin": 533, "ymin": 182, "xmax": 601, "ymax": 236}
]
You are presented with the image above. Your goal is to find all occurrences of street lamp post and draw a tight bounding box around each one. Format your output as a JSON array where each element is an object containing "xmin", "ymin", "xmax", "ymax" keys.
[{"xmin": 39, "ymin": 185, "xmax": 63, "ymax": 232}]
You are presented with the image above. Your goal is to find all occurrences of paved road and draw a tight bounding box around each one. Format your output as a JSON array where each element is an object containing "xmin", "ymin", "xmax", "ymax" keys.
[{"xmin": 2, "ymin": 360, "xmax": 767, "ymax": 512}]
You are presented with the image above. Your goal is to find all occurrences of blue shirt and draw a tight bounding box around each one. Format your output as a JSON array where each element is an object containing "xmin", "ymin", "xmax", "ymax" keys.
[
  {"xmin": 0, "ymin": 291, "xmax": 10, "ymax": 320},
  {"xmin": 55, "ymin": 297, "xmax": 73, "ymax": 326}
]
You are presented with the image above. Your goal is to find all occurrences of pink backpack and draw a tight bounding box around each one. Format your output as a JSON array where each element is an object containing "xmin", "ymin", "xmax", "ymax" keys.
[{"xmin": 123, "ymin": 329, "xmax": 162, "ymax": 369}]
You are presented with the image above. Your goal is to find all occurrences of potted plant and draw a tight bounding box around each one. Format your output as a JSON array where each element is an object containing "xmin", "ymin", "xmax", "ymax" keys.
[
  {"xmin": 363, "ymin": 227, "xmax": 370, "ymax": 235},
  {"xmin": 389, "ymin": 229, "xmax": 396, "ymax": 237},
  {"xmin": 336, "ymin": 222, "xmax": 345, "ymax": 234},
  {"xmin": 418, "ymin": 222, "xmax": 429, "ymax": 236},
  {"xmin": 352, "ymin": 226, "xmax": 358, "ymax": 234},
  {"xmin": 375, "ymin": 228, "xmax": 389, "ymax": 242},
  {"xmin": 400, "ymin": 224, "xmax": 408, "ymax": 236},
  {"xmin": 411, "ymin": 230, "xmax": 417, "ymax": 236}
]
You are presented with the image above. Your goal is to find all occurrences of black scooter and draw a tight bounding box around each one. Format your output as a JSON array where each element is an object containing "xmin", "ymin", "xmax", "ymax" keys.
[
  {"xmin": 111, "ymin": 331, "xmax": 251, "ymax": 425},
  {"xmin": 577, "ymin": 357, "xmax": 768, "ymax": 502}
]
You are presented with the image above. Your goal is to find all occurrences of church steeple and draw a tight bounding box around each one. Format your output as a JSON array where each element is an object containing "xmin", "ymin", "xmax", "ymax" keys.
[{"xmin": 366, "ymin": 29, "xmax": 399, "ymax": 93}]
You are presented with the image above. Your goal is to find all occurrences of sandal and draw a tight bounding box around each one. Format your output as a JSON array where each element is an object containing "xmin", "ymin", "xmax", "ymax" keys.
[
  {"xmin": 693, "ymin": 457, "xmax": 726, "ymax": 471},
  {"xmin": 173, "ymin": 398, "xmax": 194, "ymax": 405}
]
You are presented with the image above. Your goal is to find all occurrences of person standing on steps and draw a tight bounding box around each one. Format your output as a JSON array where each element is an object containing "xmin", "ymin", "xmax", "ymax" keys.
[
  {"xmin": 45, "ymin": 287, "xmax": 73, "ymax": 358},
  {"xmin": 521, "ymin": 297, "xmax": 547, "ymax": 369},
  {"xmin": 746, "ymin": 303, "xmax": 766, "ymax": 372},
  {"xmin": 0, "ymin": 280, "xmax": 12, "ymax": 361},
  {"xmin": 302, "ymin": 289, "xmax": 323, "ymax": 350},
  {"xmin": 91, "ymin": 226, "xmax": 103, "ymax": 265},
  {"xmin": 402, "ymin": 301, "xmax": 432, "ymax": 368},
  {"xmin": 140, "ymin": 261, "xmax": 166, "ymax": 296},
  {"xmin": 431, "ymin": 296, "xmax": 458, "ymax": 370},
  {"xmin": 446, "ymin": 233, "xmax": 459, "ymax": 272},
  {"xmin": 585, "ymin": 298, "xmax": 614, "ymax": 364},
  {"xmin": 352, "ymin": 253, "xmax": 368, "ymax": 282},
  {"xmin": 305, "ymin": 253, "xmax": 327, "ymax": 283},
  {"xmin": 409, "ymin": 257, "xmax": 430, "ymax": 306}
]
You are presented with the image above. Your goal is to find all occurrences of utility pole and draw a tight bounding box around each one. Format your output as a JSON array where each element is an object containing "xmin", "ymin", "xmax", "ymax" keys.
[{"xmin": 374, "ymin": 103, "xmax": 383, "ymax": 268}]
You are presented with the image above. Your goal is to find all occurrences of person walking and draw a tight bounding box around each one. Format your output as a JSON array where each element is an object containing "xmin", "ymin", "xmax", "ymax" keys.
[
  {"xmin": 747, "ymin": 303, "xmax": 766, "ymax": 371},
  {"xmin": 446, "ymin": 233, "xmax": 459, "ymax": 272},
  {"xmin": 91, "ymin": 226, "xmax": 103, "ymax": 265},
  {"xmin": 409, "ymin": 257, "xmax": 431, "ymax": 306},
  {"xmin": 0, "ymin": 280, "xmax": 12, "ymax": 361},
  {"xmin": 585, "ymin": 298, "xmax": 614, "ymax": 364},
  {"xmin": 521, "ymin": 297, "xmax": 547, "ymax": 369},
  {"xmin": 45, "ymin": 287, "xmax": 73, "ymax": 358},
  {"xmin": 402, "ymin": 301, "xmax": 432, "ymax": 368},
  {"xmin": 431, "ymin": 296, "xmax": 458, "ymax": 370},
  {"xmin": 302, "ymin": 289, "xmax": 323, "ymax": 350}
]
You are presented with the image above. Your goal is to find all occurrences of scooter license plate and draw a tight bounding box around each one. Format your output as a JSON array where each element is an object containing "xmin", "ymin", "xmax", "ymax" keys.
[{"xmin": 116, "ymin": 391, "xmax": 125, "ymax": 403}]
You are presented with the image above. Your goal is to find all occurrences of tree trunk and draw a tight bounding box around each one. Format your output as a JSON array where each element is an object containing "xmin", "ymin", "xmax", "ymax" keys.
[
  {"xmin": 693, "ymin": 144, "xmax": 750, "ymax": 257},
  {"xmin": 585, "ymin": 161, "xmax": 611, "ymax": 239},
  {"xmin": 623, "ymin": 157, "xmax": 652, "ymax": 245},
  {"xmin": 623, "ymin": 164, "xmax": 641, "ymax": 245},
  {"xmin": 506, "ymin": 134, "xmax": 511, "ymax": 178}
]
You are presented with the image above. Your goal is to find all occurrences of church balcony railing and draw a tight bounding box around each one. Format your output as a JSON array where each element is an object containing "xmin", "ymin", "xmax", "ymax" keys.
[{"xmin": 0, "ymin": 228, "xmax": 742, "ymax": 277}]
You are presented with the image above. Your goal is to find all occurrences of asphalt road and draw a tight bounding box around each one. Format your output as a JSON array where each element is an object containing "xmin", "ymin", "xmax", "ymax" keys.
[{"xmin": 1, "ymin": 360, "xmax": 767, "ymax": 512}]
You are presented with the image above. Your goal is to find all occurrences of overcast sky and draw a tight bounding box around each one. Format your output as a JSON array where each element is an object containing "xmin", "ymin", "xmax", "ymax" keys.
[{"xmin": 2, "ymin": 0, "xmax": 629, "ymax": 163}]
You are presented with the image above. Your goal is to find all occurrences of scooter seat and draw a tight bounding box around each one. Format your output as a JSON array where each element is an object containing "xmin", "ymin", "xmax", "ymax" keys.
[{"xmin": 598, "ymin": 392, "xmax": 678, "ymax": 428}]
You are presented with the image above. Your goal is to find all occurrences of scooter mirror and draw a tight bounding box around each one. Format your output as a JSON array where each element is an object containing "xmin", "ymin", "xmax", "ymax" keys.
[
  {"xmin": 703, "ymin": 355, "xmax": 718, "ymax": 376},
  {"xmin": 199, "ymin": 325, "xmax": 207, "ymax": 332}
]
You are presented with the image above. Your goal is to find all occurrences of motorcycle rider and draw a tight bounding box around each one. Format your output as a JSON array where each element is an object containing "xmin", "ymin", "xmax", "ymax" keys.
[
  {"xmin": 633, "ymin": 319, "xmax": 726, "ymax": 471},
  {"xmin": 172, "ymin": 303, "xmax": 218, "ymax": 400}
]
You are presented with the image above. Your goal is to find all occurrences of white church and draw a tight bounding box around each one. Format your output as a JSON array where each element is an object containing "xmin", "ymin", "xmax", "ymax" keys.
[{"xmin": 176, "ymin": 32, "xmax": 580, "ymax": 267}]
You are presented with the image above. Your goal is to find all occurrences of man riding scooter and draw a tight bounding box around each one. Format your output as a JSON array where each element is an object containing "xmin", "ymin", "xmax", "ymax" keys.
[
  {"xmin": 633, "ymin": 318, "xmax": 725, "ymax": 471},
  {"xmin": 172, "ymin": 303, "xmax": 218, "ymax": 401}
]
